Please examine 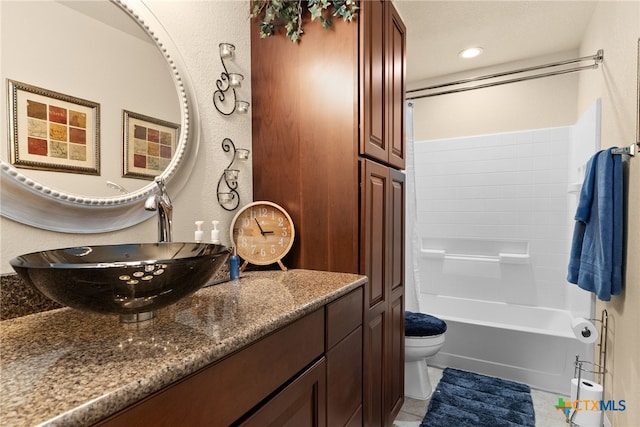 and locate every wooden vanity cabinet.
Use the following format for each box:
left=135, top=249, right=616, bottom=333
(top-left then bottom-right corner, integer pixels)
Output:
left=246, top=286, right=365, bottom=427
left=250, top=1, right=406, bottom=426
left=95, top=287, right=363, bottom=427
